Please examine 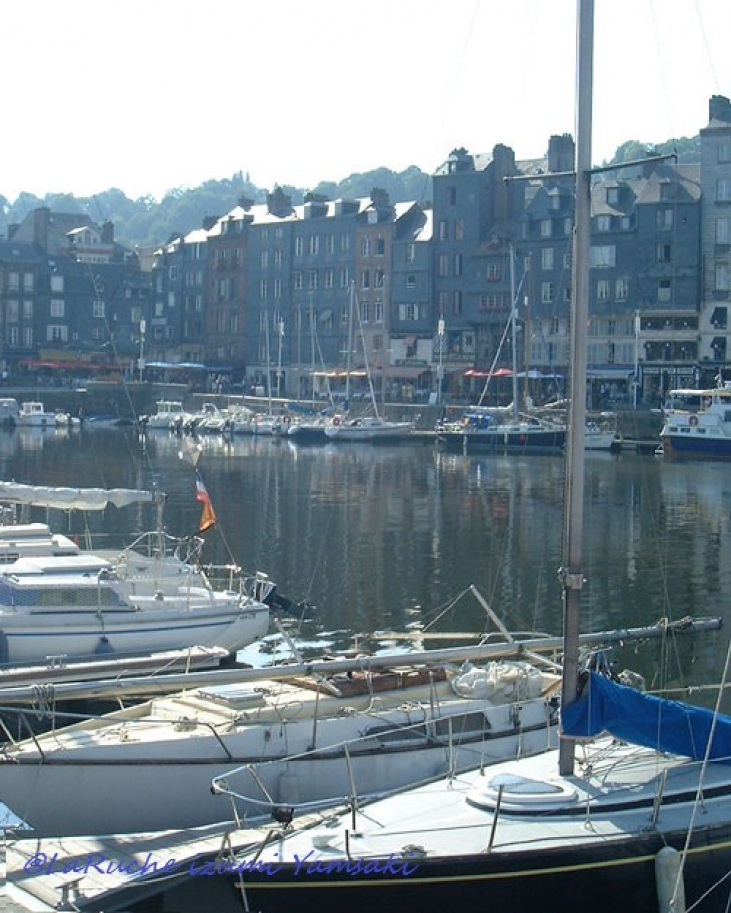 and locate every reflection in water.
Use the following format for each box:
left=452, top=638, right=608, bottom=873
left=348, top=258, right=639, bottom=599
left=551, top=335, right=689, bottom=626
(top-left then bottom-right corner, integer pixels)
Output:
left=0, top=427, right=727, bottom=691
